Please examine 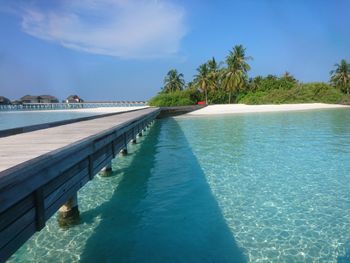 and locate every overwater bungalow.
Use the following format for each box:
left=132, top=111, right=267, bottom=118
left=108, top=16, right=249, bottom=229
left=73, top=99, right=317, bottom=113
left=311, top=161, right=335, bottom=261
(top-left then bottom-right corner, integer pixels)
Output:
left=20, top=95, right=59, bottom=103
left=65, top=95, right=84, bottom=103
left=0, top=96, right=11, bottom=105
